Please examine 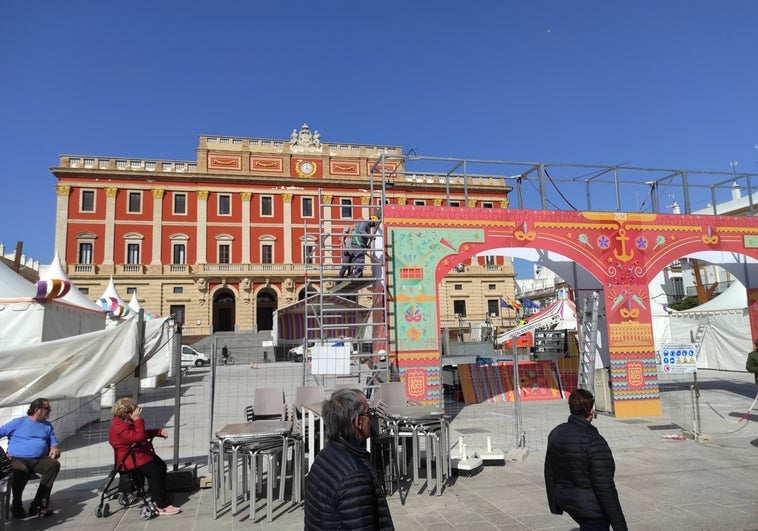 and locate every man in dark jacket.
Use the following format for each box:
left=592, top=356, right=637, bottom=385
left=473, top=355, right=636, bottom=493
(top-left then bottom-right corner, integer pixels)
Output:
left=304, top=388, right=394, bottom=530
left=544, top=389, right=627, bottom=531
